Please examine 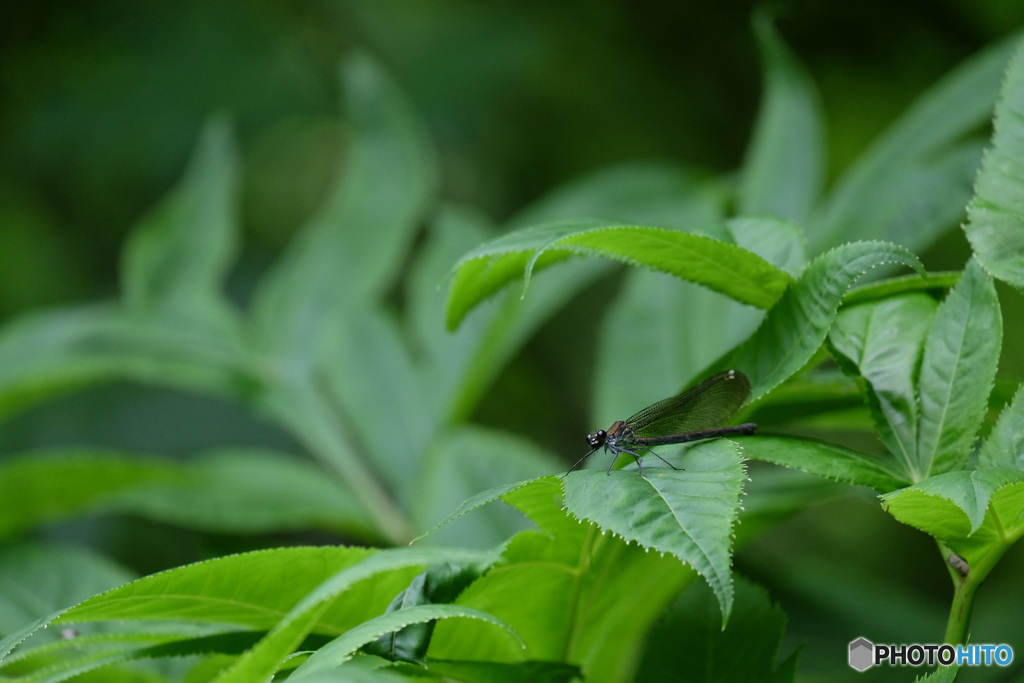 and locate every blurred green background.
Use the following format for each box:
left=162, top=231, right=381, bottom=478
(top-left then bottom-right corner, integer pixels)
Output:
left=3, top=0, right=1022, bottom=317
left=3, top=2, right=1024, bottom=680
left=4, top=0, right=1023, bottom=453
